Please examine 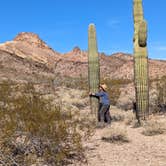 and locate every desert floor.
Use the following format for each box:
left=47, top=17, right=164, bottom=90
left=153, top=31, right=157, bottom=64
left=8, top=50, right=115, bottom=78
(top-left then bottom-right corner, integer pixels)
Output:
left=76, top=107, right=166, bottom=166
